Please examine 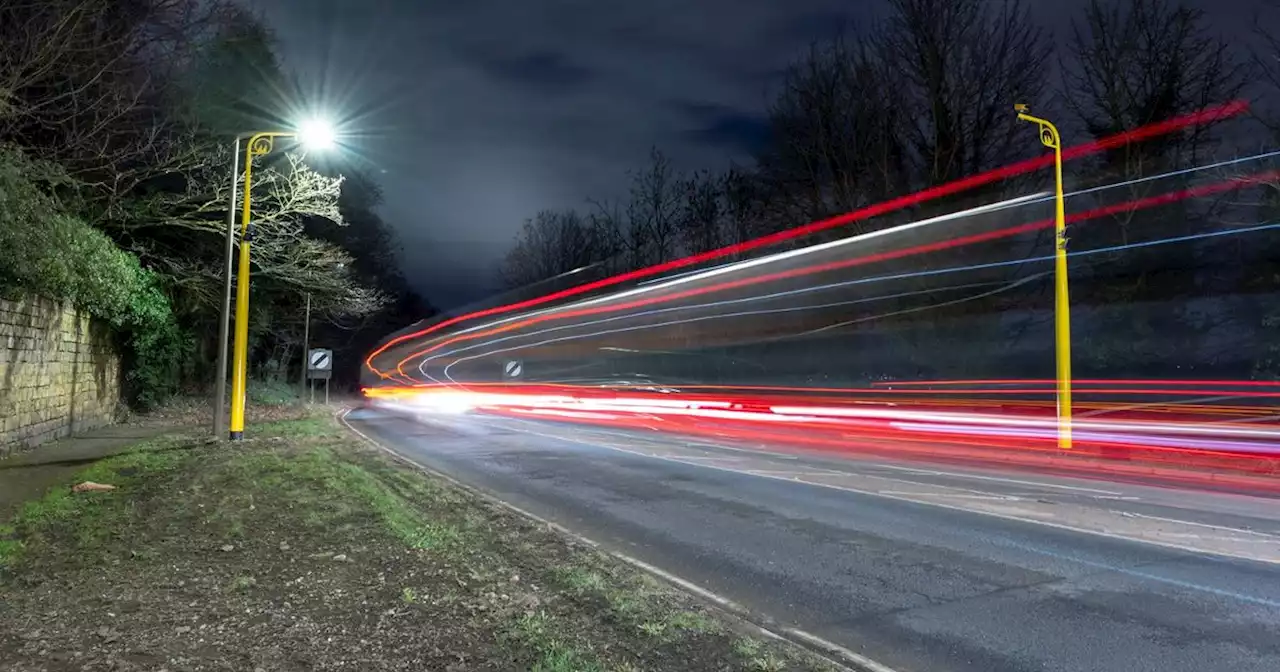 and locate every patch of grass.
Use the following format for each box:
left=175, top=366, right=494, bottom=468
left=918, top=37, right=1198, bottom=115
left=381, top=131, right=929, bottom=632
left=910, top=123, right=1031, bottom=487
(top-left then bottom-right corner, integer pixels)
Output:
left=323, top=457, right=460, bottom=550
left=511, top=611, right=605, bottom=672
left=401, top=587, right=417, bottom=604
left=252, top=415, right=330, bottom=438
left=2, top=443, right=187, bottom=569
left=558, top=566, right=609, bottom=594
left=664, top=610, right=718, bottom=635
left=734, top=638, right=763, bottom=659
left=228, top=435, right=462, bottom=553
left=229, top=575, right=257, bottom=592
left=0, top=523, right=22, bottom=569
left=550, top=563, right=719, bottom=641
left=638, top=620, right=667, bottom=638
left=748, top=653, right=788, bottom=672
left=734, top=638, right=787, bottom=672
